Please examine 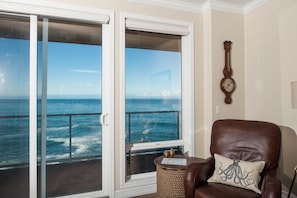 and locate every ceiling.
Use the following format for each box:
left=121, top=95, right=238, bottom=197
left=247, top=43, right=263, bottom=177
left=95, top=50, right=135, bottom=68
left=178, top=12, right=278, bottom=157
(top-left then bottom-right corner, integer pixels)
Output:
left=128, top=0, right=268, bottom=14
